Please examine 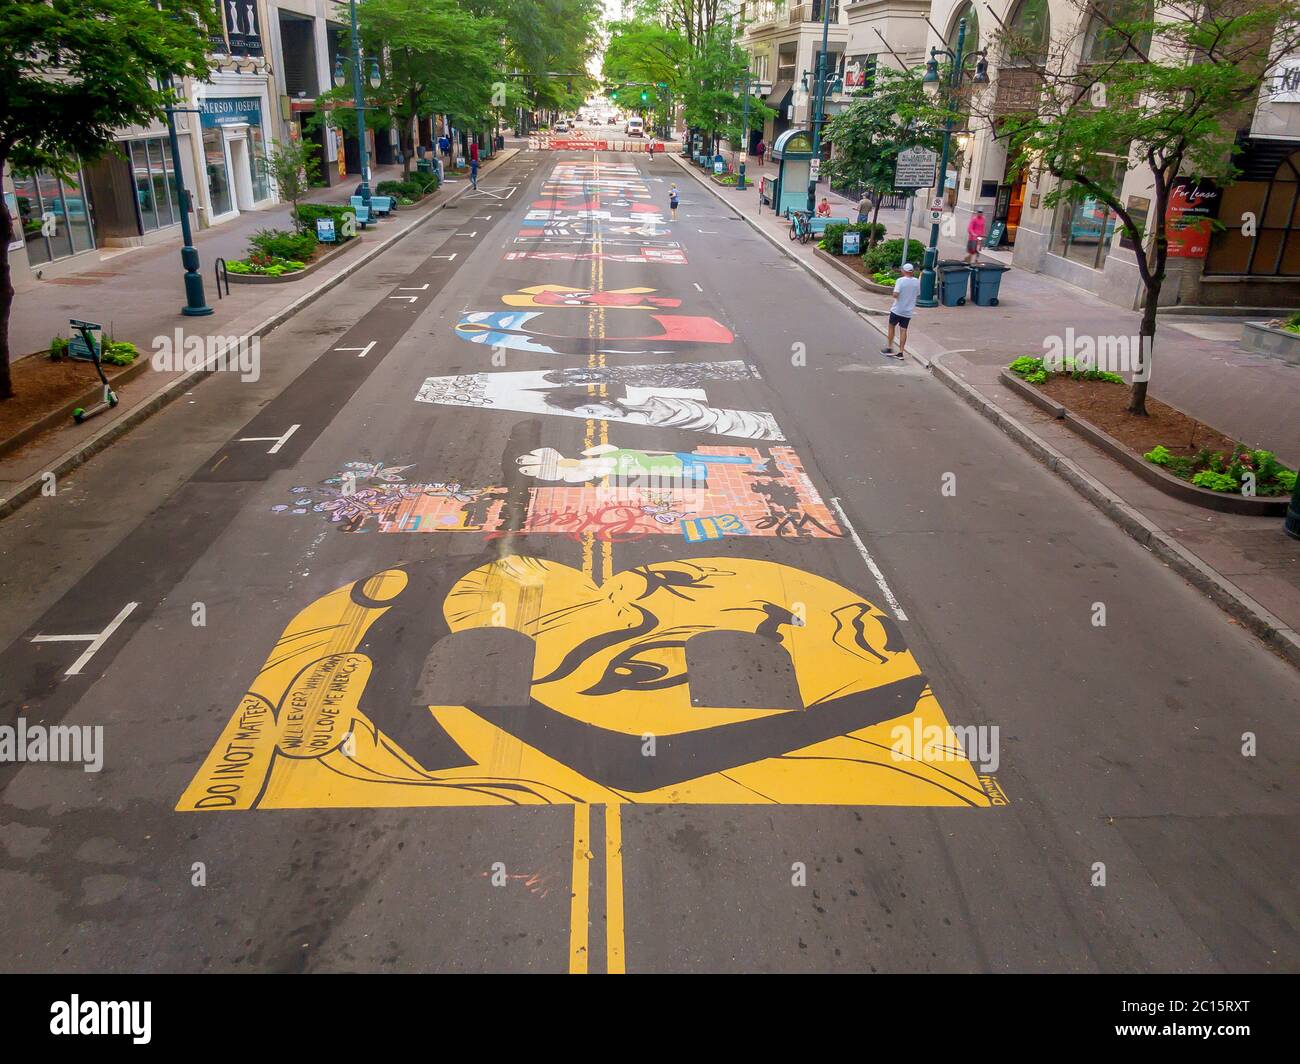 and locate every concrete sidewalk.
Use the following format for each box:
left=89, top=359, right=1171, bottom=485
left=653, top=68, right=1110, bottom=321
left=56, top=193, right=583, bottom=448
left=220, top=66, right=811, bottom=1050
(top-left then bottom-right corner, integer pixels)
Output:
left=9, top=159, right=444, bottom=360
left=0, top=147, right=519, bottom=515
left=703, top=152, right=1299, bottom=466
left=676, top=150, right=1300, bottom=665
